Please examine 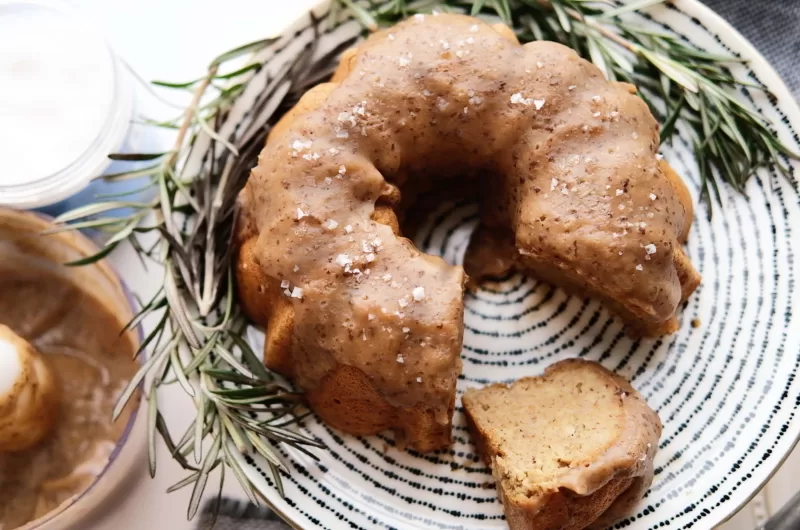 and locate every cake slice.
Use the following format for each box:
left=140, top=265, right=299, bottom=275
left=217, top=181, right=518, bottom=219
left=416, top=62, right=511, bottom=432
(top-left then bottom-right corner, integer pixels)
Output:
left=462, top=359, right=661, bottom=530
